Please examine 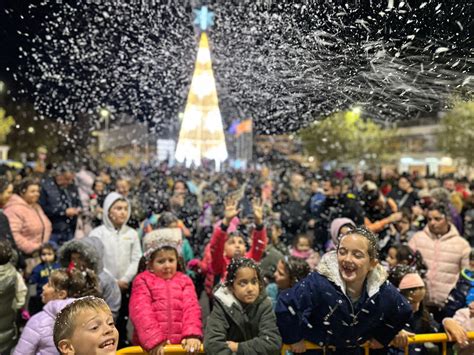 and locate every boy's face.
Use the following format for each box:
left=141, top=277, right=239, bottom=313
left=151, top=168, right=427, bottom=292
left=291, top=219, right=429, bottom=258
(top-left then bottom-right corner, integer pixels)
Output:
left=41, top=248, right=55, bottom=264
left=60, top=308, right=118, bottom=355
left=108, top=200, right=128, bottom=227
left=224, top=235, right=246, bottom=258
